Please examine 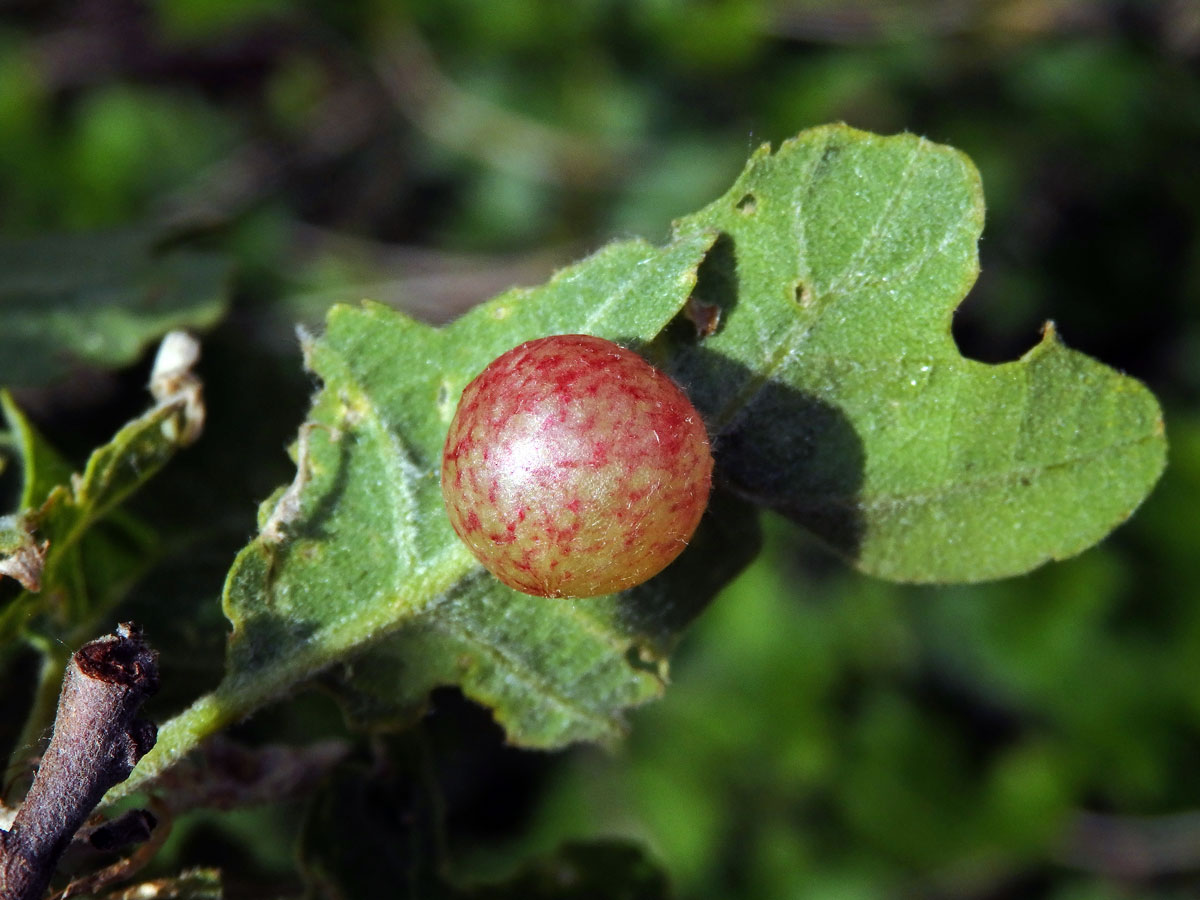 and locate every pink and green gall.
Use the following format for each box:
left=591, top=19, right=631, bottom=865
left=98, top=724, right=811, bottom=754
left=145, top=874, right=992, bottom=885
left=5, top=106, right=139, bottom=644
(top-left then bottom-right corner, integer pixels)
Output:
left=440, top=334, right=714, bottom=598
